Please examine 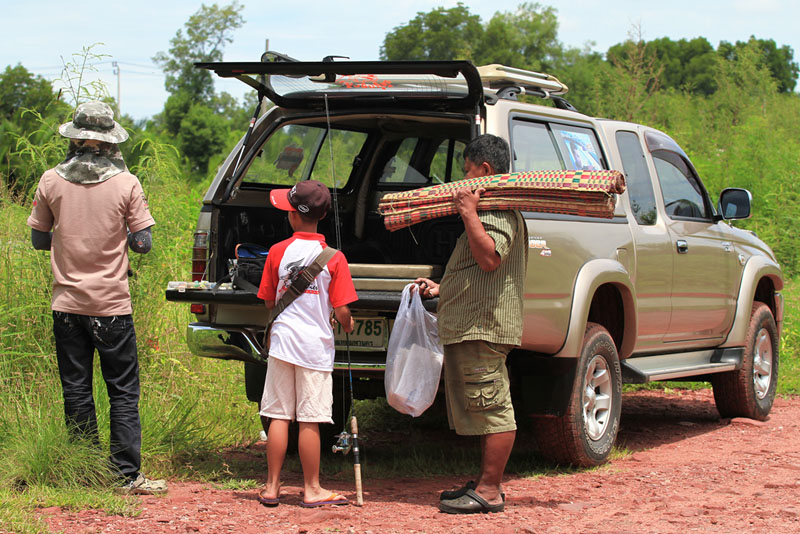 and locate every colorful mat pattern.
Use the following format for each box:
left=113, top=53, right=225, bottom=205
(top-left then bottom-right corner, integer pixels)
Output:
left=378, top=170, right=626, bottom=231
